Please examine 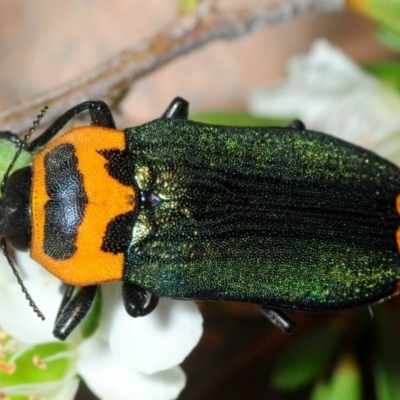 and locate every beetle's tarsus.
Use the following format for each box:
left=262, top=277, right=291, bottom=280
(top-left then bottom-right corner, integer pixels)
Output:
left=122, top=281, right=159, bottom=317
left=161, top=97, right=189, bottom=120
left=258, top=305, right=296, bottom=333
left=53, top=285, right=98, bottom=340
left=55, top=284, right=75, bottom=321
